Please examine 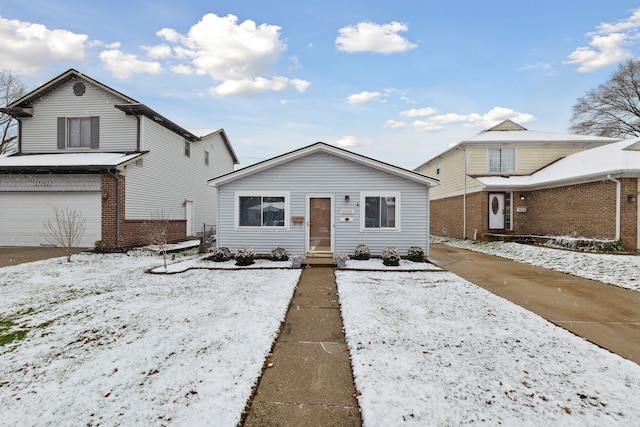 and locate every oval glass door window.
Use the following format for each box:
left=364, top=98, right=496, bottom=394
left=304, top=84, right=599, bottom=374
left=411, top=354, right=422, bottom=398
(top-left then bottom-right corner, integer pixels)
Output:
left=491, top=196, right=499, bottom=215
